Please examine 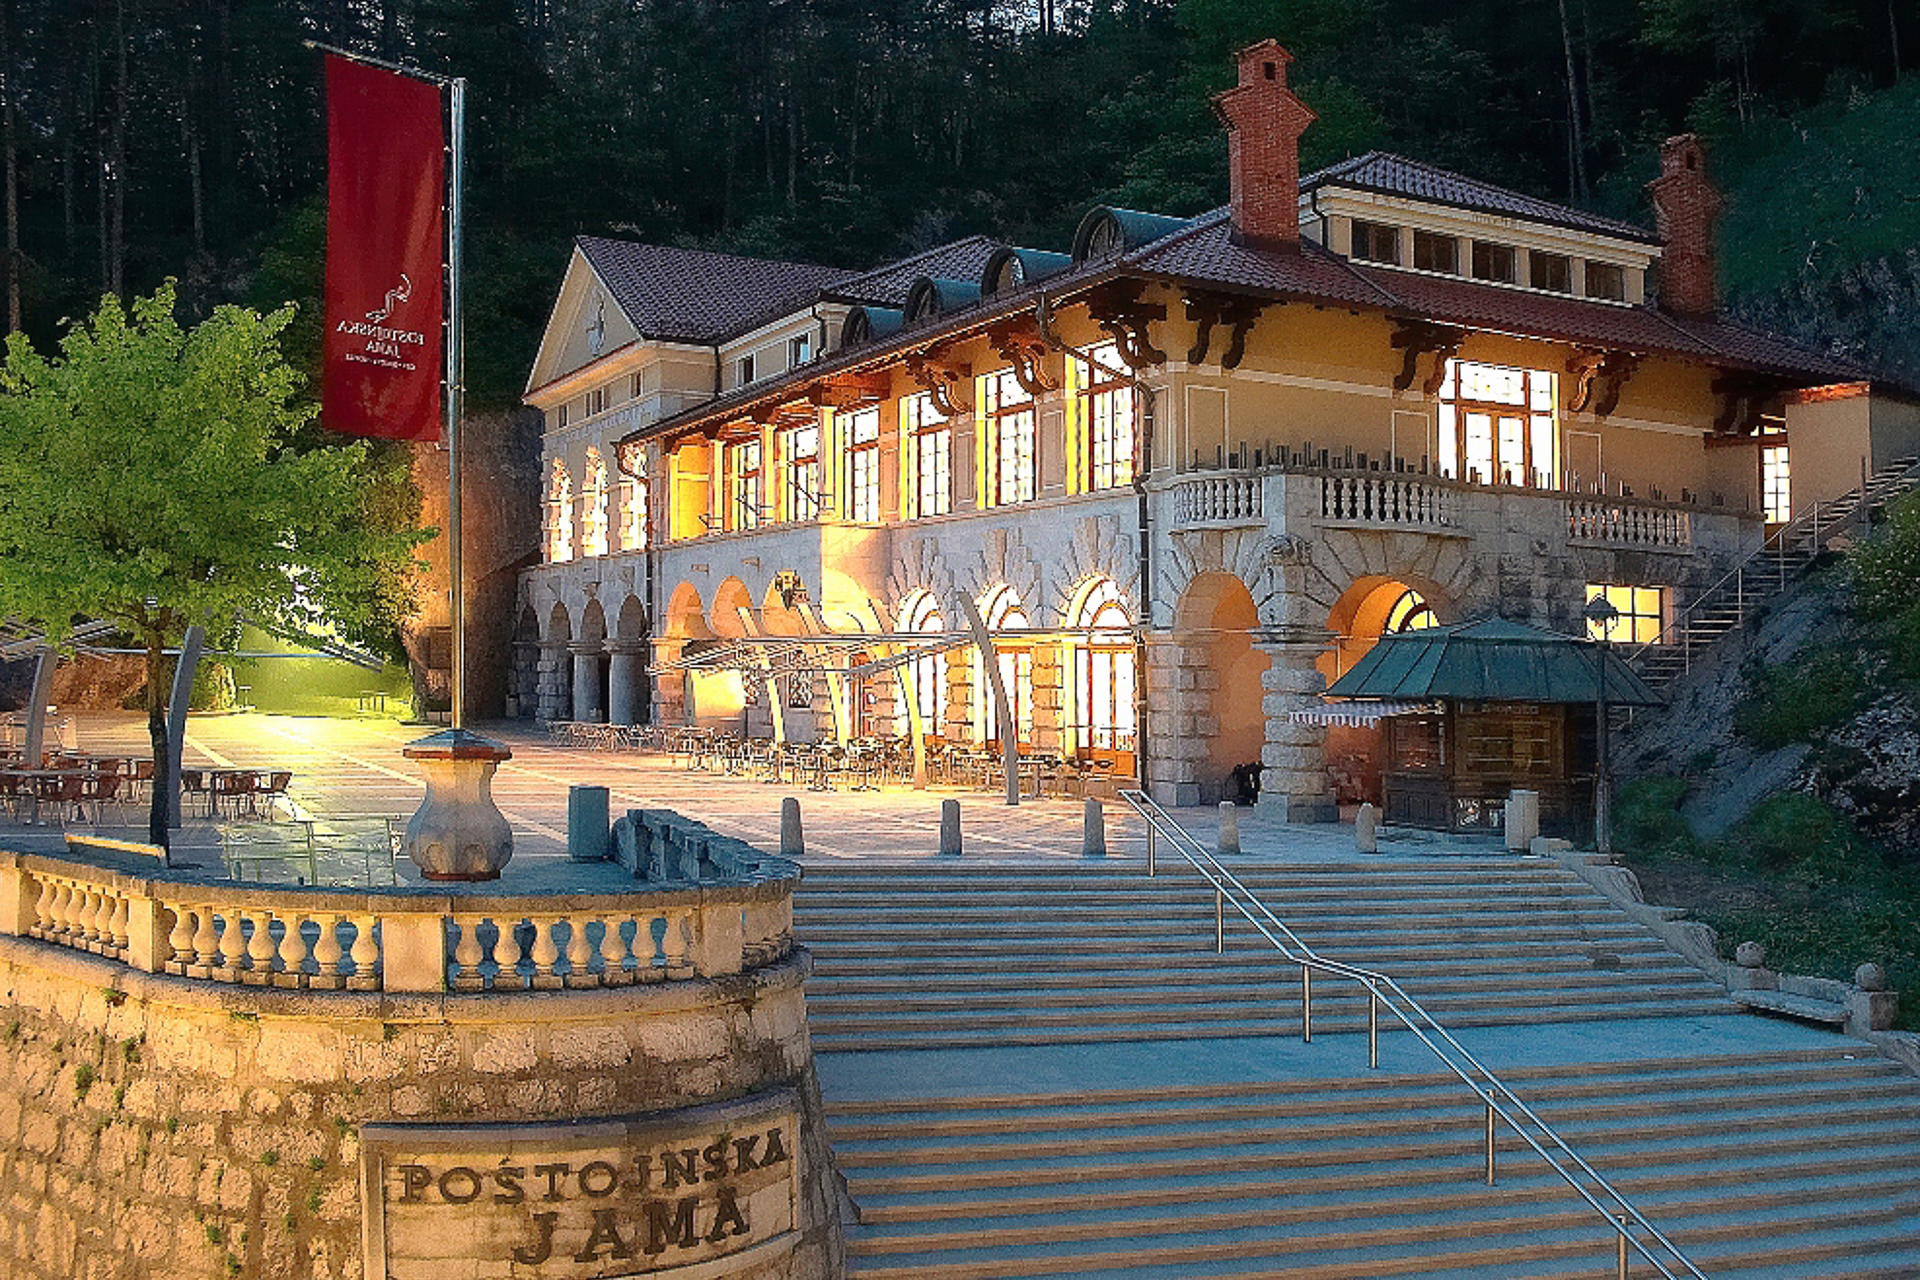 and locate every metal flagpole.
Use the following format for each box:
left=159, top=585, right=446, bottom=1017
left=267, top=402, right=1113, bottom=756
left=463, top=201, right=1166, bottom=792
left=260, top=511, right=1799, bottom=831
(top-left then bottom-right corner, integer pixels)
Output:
left=446, top=76, right=466, bottom=729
